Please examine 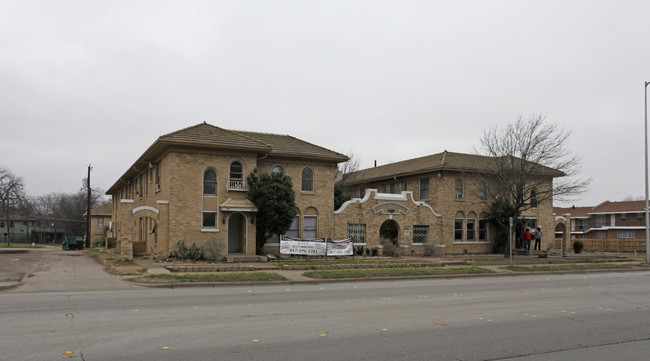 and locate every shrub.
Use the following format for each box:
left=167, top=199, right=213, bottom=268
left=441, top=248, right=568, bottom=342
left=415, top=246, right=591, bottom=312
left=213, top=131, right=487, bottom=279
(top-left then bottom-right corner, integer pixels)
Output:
left=203, top=239, right=224, bottom=262
left=382, top=241, right=398, bottom=257
left=365, top=248, right=371, bottom=256
left=423, top=244, right=437, bottom=257
left=356, top=246, right=364, bottom=256
left=169, top=240, right=203, bottom=261
left=573, top=241, right=584, bottom=254
left=371, top=248, right=378, bottom=256
left=260, top=245, right=280, bottom=259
